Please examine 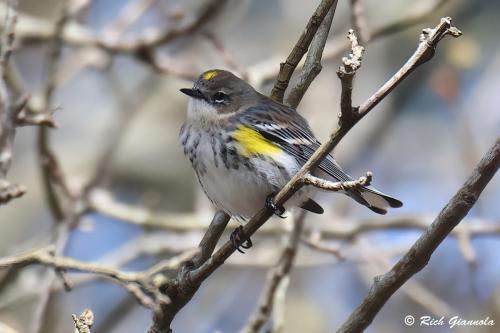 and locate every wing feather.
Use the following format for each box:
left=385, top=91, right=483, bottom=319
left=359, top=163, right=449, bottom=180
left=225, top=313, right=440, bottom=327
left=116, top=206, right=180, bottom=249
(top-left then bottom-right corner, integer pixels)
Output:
left=240, top=103, right=352, bottom=182
left=237, top=99, right=403, bottom=213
